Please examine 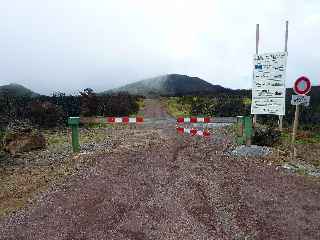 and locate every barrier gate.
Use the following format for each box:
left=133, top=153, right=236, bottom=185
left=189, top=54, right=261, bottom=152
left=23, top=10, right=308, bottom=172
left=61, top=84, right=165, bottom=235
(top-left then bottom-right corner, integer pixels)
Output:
left=176, top=117, right=211, bottom=137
